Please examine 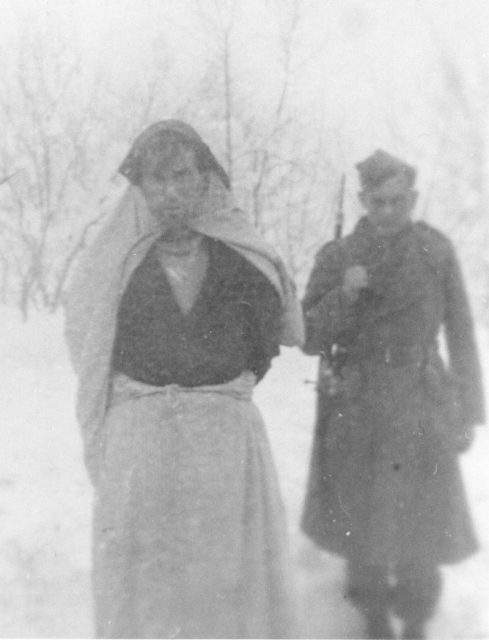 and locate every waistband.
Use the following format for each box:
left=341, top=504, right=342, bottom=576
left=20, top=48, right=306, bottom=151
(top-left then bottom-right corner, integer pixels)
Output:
left=109, top=370, right=256, bottom=407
